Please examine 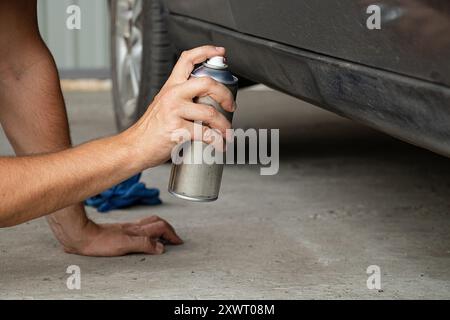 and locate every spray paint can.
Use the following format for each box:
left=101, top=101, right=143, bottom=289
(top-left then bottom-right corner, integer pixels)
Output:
left=168, top=56, right=238, bottom=202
